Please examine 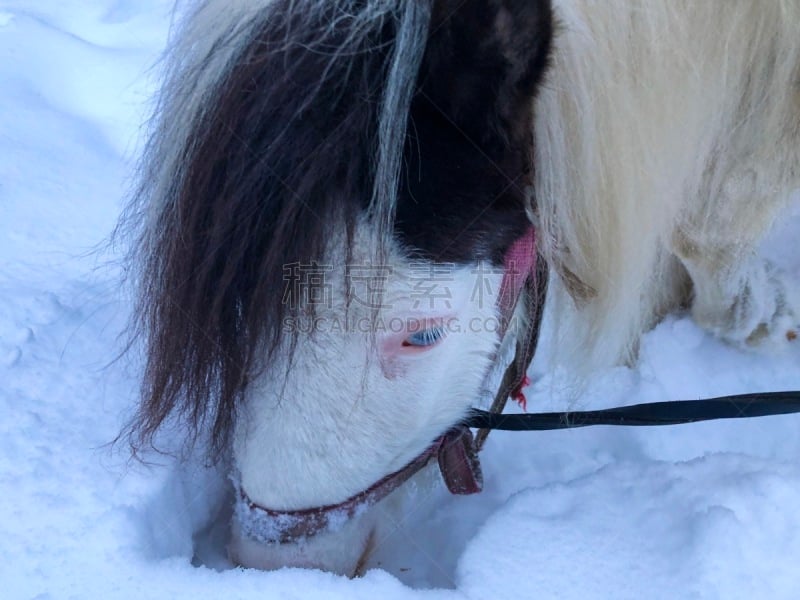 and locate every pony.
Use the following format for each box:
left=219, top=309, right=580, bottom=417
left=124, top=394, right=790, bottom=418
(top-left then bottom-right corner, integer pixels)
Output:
left=124, top=0, right=800, bottom=576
